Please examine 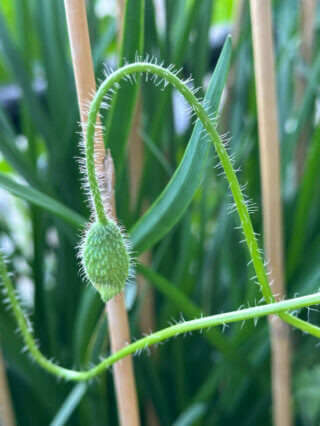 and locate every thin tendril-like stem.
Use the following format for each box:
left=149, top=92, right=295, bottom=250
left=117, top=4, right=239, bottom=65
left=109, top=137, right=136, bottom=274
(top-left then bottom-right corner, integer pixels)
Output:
left=0, top=252, right=319, bottom=381
left=1, top=61, right=319, bottom=382
left=85, top=114, right=108, bottom=224
left=86, top=62, right=318, bottom=335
